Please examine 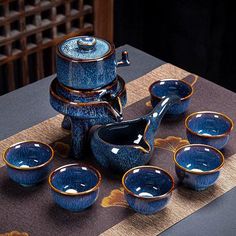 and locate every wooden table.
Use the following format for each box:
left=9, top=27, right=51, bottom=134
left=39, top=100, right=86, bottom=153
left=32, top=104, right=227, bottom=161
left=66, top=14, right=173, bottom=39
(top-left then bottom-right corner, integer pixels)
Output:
left=0, top=45, right=236, bottom=236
